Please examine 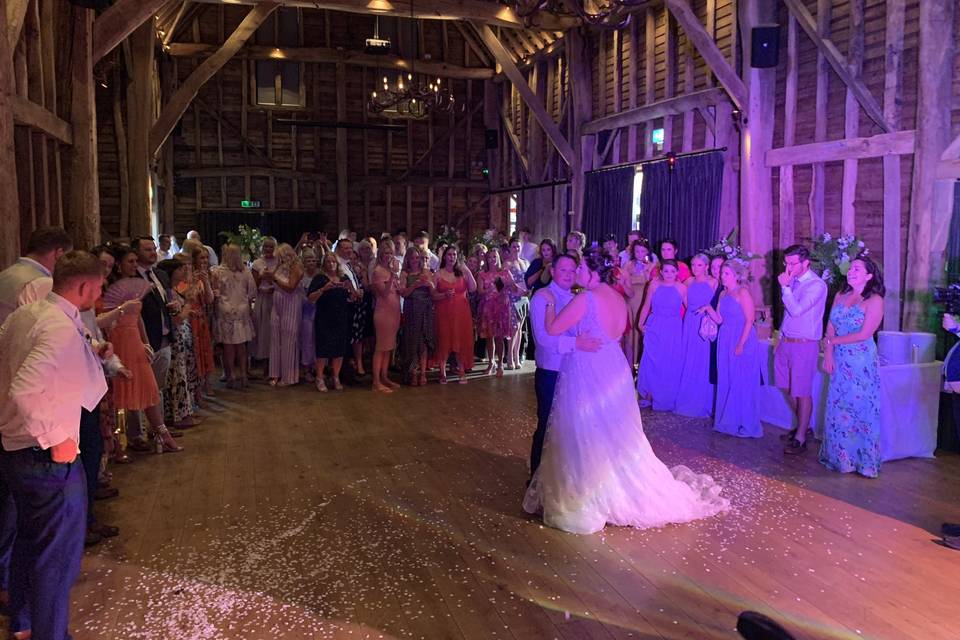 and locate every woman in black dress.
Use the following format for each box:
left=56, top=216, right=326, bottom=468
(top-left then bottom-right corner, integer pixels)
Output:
left=308, top=252, right=357, bottom=392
